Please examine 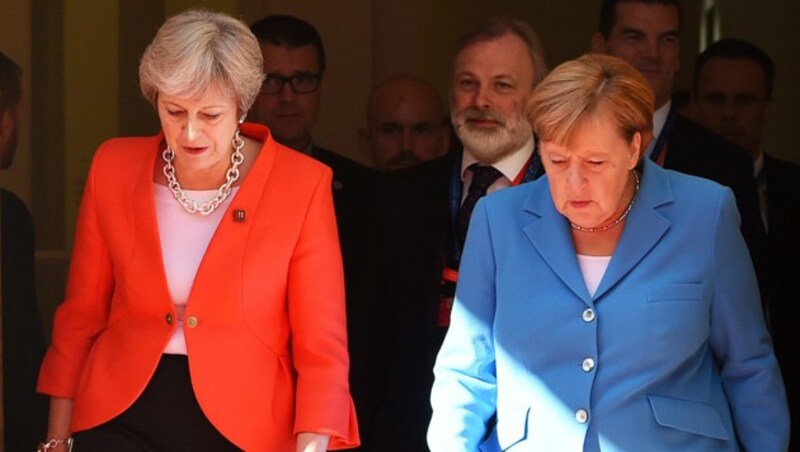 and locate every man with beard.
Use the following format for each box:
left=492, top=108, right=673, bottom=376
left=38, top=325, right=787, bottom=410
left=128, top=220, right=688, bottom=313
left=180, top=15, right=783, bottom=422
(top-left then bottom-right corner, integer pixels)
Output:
left=361, top=74, right=450, bottom=173
left=371, top=17, right=548, bottom=452
left=590, top=0, right=768, bottom=298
